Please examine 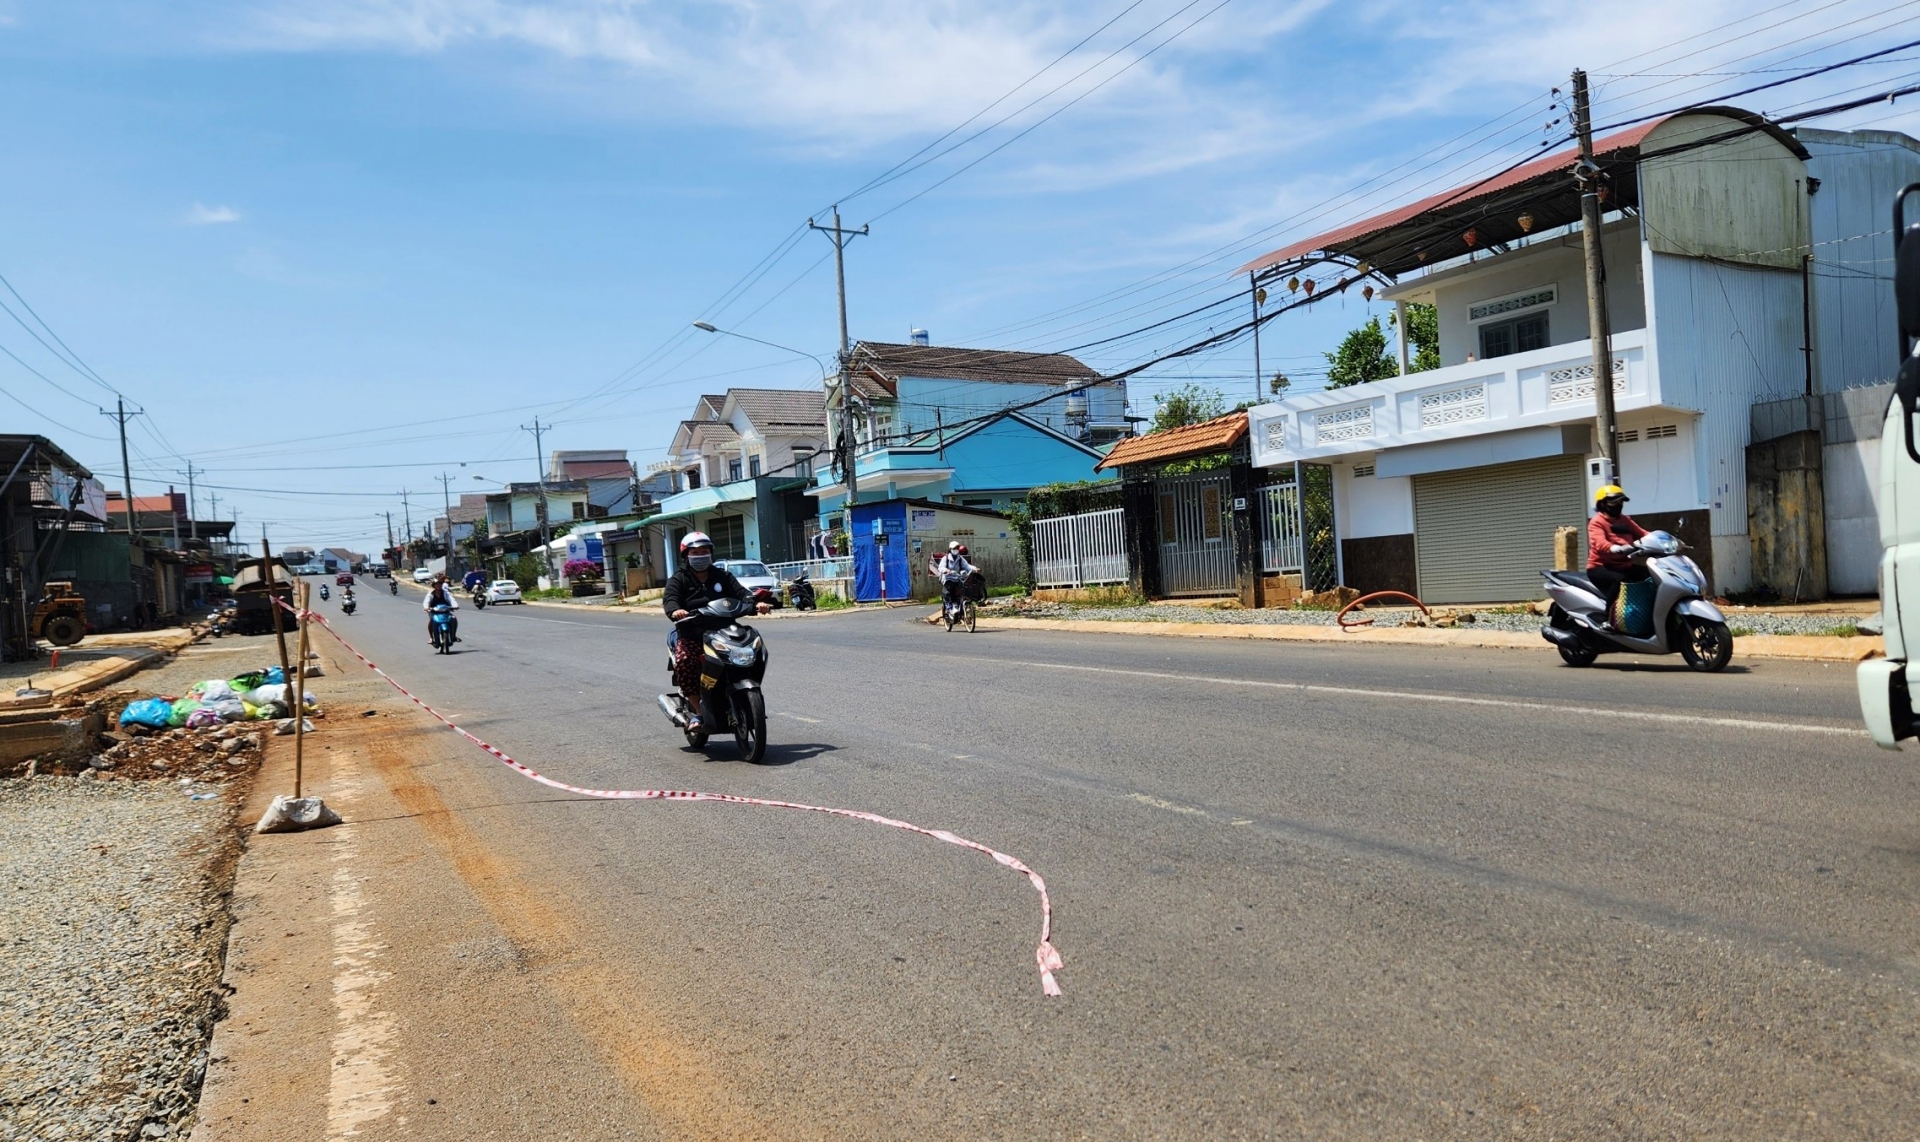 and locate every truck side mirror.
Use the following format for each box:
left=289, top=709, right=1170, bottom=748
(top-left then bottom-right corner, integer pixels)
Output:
left=1892, top=184, right=1920, bottom=463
